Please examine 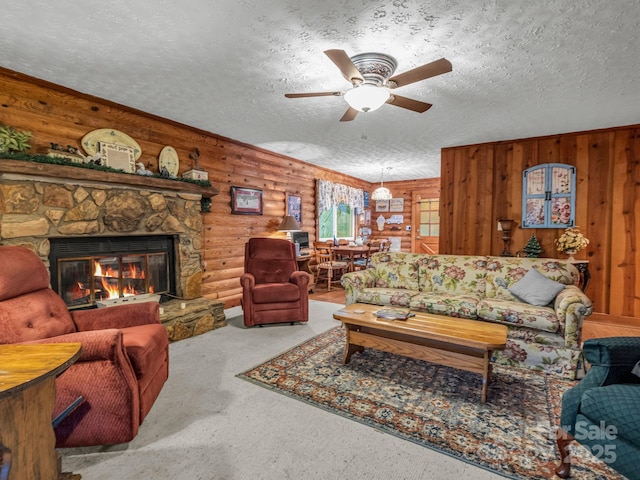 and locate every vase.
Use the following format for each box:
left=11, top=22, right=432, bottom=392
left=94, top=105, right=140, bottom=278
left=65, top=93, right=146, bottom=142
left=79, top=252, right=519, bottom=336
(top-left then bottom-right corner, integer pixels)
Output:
left=564, top=249, right=577, bottom=262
